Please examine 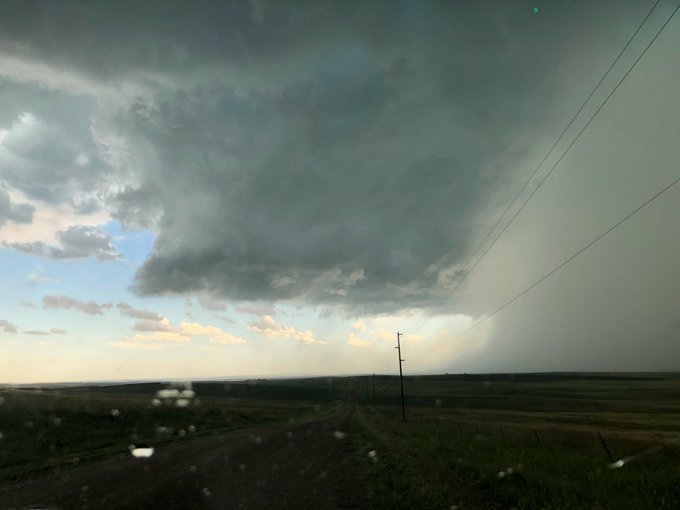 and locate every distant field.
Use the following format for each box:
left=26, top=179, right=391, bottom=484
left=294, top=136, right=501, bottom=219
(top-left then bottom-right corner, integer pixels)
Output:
left=2, top=373, right=679, bottom=509
left=352, top=373, right=680, bottom=509
left=0, top=379, right=342, bottom=484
